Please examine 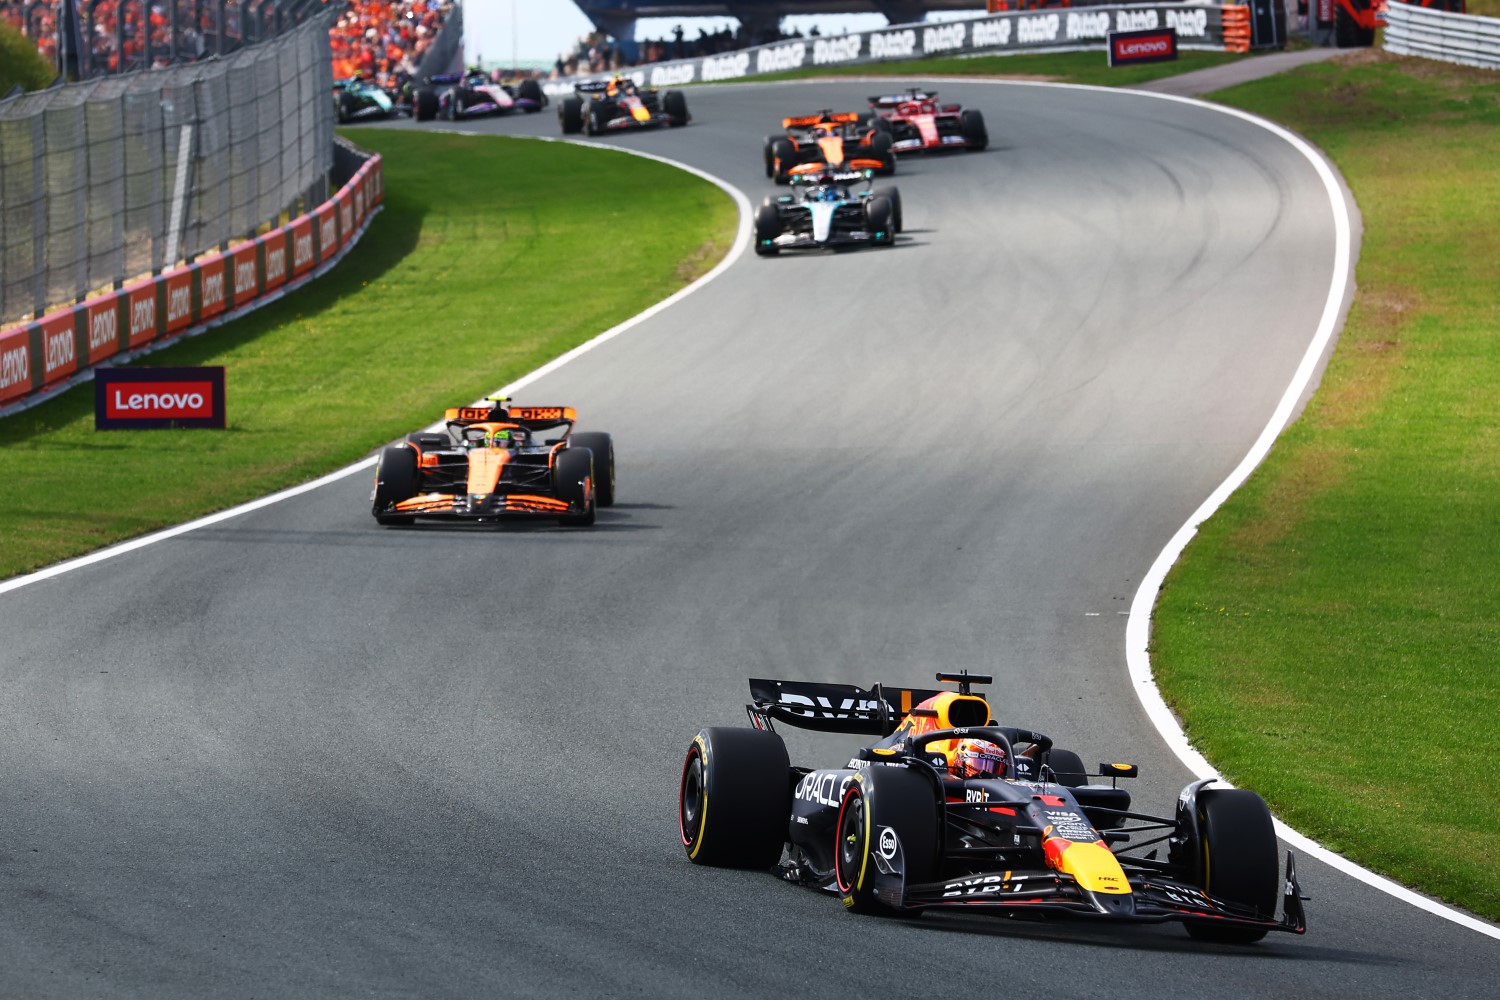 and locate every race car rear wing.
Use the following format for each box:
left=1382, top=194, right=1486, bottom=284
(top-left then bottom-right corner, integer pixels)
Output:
left=782, top=111, right=860, bottom=128
left=870, top=89, right=935, bottom=105
left=444, top=404, right=577, bottom=432
left=747, top=678, right=949, bottom=736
